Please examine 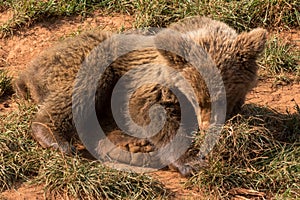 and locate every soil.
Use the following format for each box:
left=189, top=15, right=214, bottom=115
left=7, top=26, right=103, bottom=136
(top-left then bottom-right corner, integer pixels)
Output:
left=0, top=9, right=299, bottom=200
